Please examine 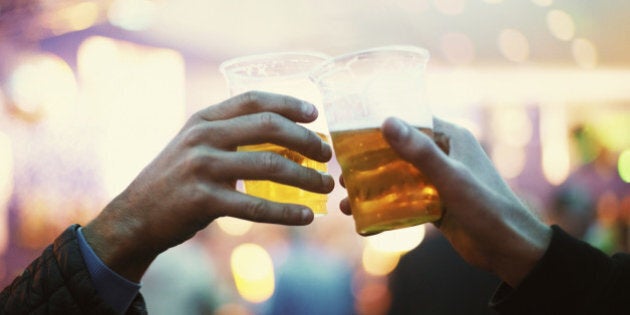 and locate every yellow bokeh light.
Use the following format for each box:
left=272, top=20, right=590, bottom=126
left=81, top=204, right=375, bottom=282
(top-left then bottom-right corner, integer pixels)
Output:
left=540, top=104, right=570, bottom=185
left=619, top=149, right=630, bottom=183
left=366, top=225, right=425, bottom=253
left=216, top=217, right=254, bottom=236
left=572, top=38, right=598, bottom=69
left=498, top=29, right=530, bottom=62
left=9, top=53, right=78, bottom=119
left=230, top=243, right=275, bottom=303
left=362, top=245, right=401, bottom=276
left=547, top=9, right=575, bottom=41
